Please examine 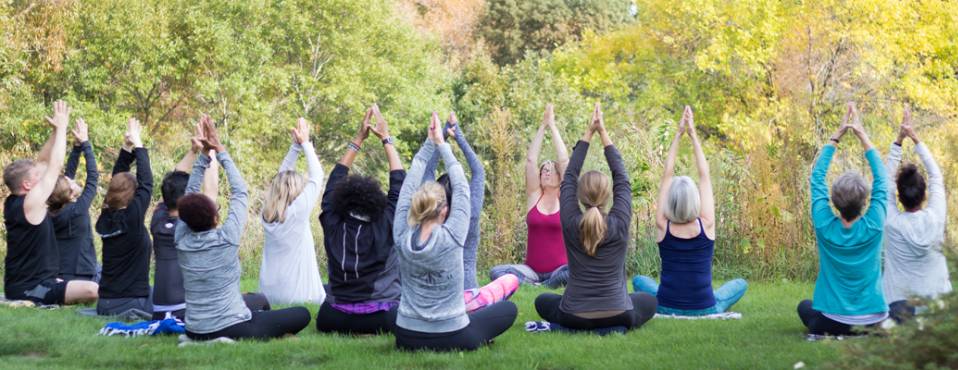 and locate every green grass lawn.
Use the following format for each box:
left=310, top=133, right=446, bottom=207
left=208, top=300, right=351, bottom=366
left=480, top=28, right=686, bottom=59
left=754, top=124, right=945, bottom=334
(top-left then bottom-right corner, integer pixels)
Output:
left=0, top=281, right=846, bottom=369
